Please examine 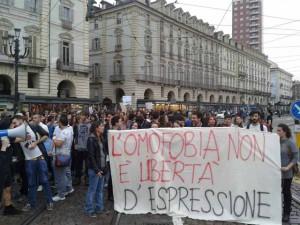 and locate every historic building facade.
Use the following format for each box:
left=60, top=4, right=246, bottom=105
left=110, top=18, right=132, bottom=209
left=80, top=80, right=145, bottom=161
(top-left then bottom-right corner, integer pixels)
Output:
left=270, top=62, right=293, bottom=106
left=292, top=81, right=300, bottom=101
left=90, top=0, right=271, bottom=109
left=0, top=0, right=90, bottom=111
